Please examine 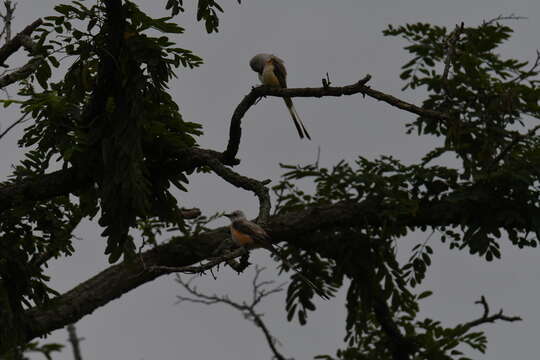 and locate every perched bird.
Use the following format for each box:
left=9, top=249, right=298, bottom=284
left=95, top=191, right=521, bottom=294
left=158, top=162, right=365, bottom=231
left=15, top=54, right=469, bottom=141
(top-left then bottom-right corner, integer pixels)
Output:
left=224, top=210, right=327, bottom=299
left=249, top=53, right=311, bottom=140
